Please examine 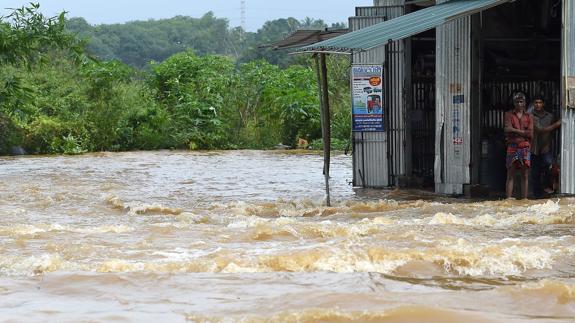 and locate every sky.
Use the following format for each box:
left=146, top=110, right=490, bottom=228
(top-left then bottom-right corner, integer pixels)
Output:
left=1, top=0, right=374, bottom=32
